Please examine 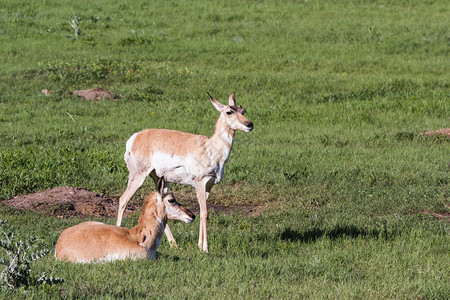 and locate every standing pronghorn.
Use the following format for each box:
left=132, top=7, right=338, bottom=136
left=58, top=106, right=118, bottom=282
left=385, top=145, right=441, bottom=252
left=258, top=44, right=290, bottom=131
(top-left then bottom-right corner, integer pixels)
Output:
left=116, top=92, right=253, bottom=252
left=56, top=178, right=195, bottom=263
